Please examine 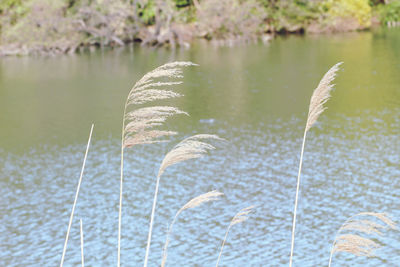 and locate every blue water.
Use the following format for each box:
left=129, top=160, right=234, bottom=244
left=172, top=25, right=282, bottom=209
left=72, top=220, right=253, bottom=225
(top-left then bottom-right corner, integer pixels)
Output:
left=1, top=28, right=400, bottom=266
